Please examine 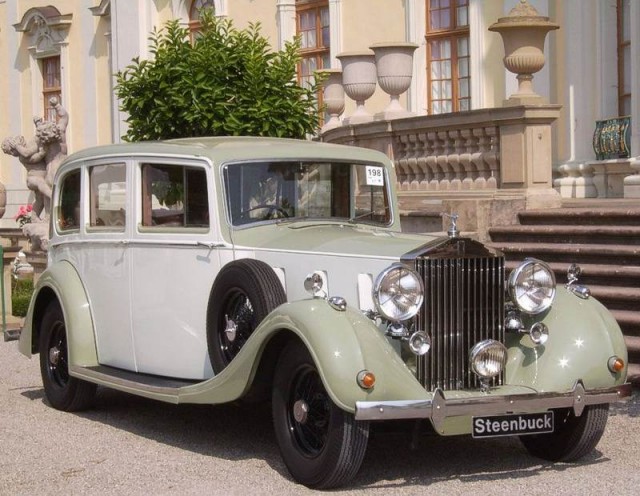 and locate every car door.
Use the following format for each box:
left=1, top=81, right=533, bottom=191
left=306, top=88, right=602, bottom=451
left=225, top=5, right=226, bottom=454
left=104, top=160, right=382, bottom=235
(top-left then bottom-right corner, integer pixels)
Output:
left=129, top=158, right=224, bottom=380
left=77, top=160, right=136, bottom=370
